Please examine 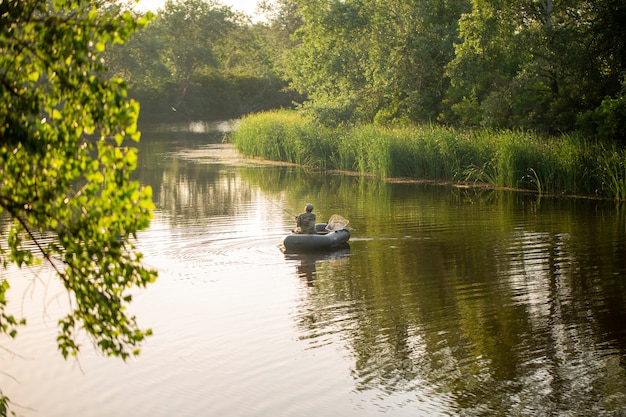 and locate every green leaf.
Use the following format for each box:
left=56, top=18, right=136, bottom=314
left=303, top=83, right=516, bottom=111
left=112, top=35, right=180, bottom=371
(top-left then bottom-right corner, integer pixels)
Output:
left=1, top=0, right=157, bottom=389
